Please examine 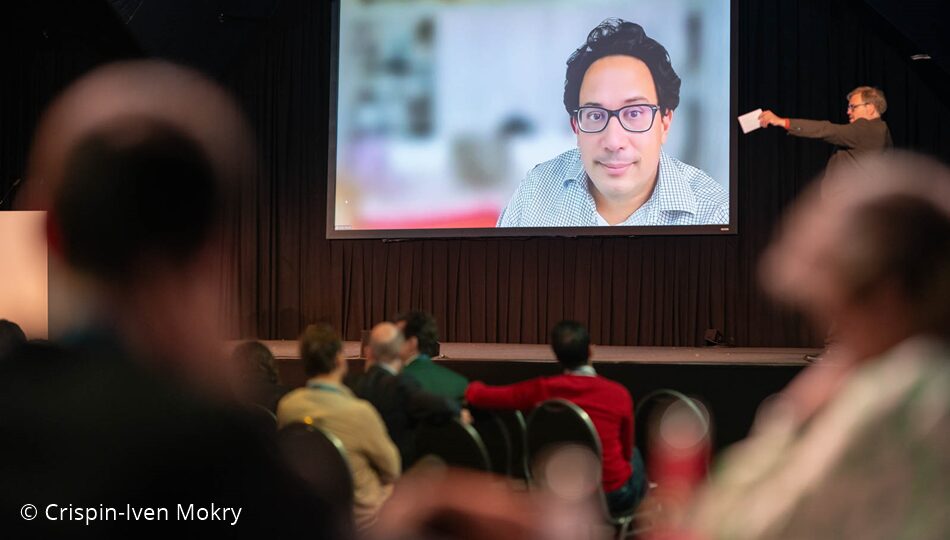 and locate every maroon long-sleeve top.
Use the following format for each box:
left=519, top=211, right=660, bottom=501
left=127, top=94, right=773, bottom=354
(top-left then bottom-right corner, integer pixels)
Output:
left=465, top=374, right=634, bottom=492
